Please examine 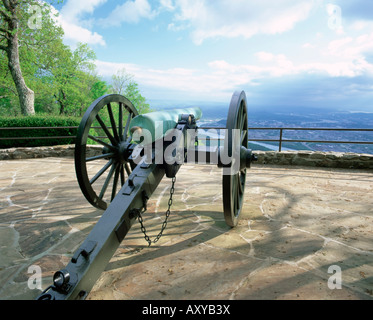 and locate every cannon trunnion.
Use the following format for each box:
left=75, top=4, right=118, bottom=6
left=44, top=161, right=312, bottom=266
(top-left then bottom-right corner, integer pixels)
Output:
left=37, top=91, right=256, bottom=300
